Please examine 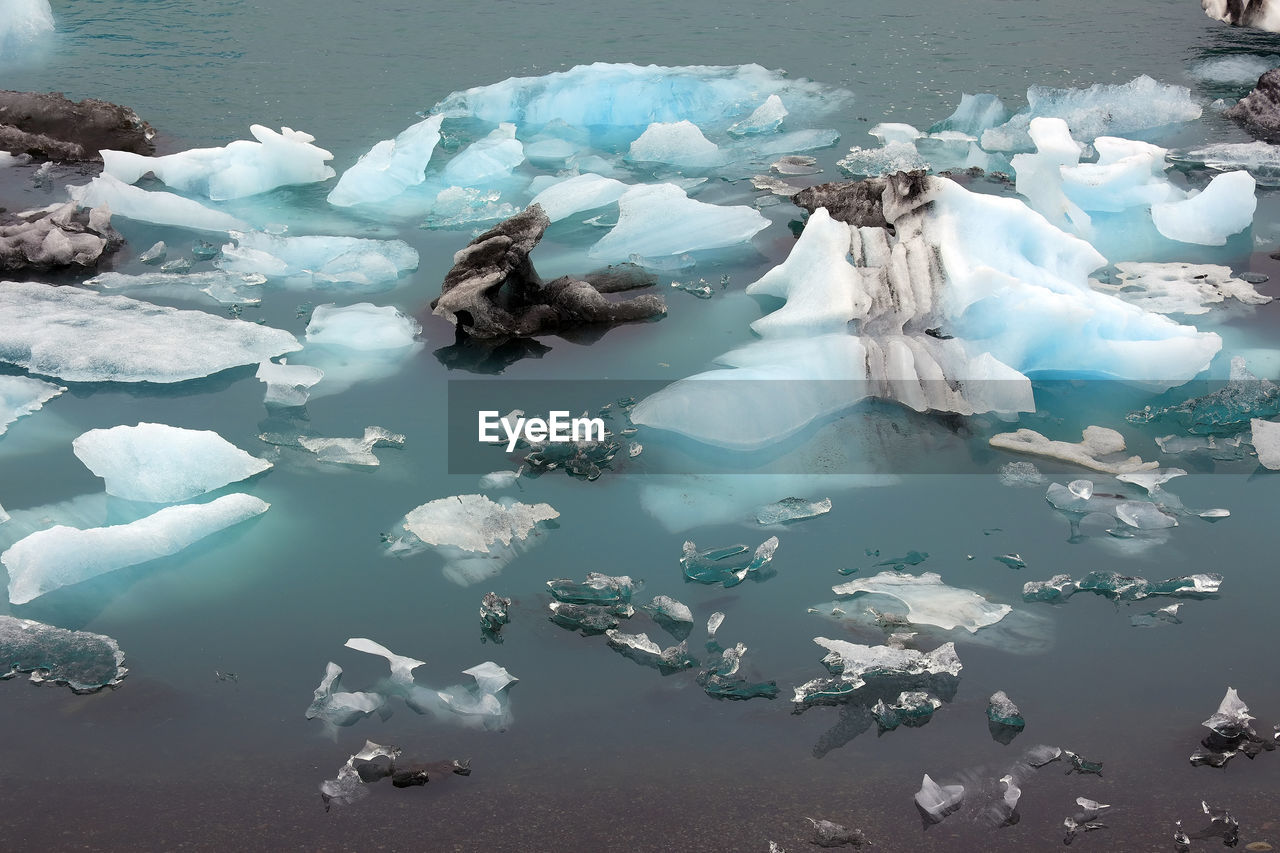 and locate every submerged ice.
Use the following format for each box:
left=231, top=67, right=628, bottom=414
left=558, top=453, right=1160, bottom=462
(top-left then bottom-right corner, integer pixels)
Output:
left=0, top=615, right=127, bottom=693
